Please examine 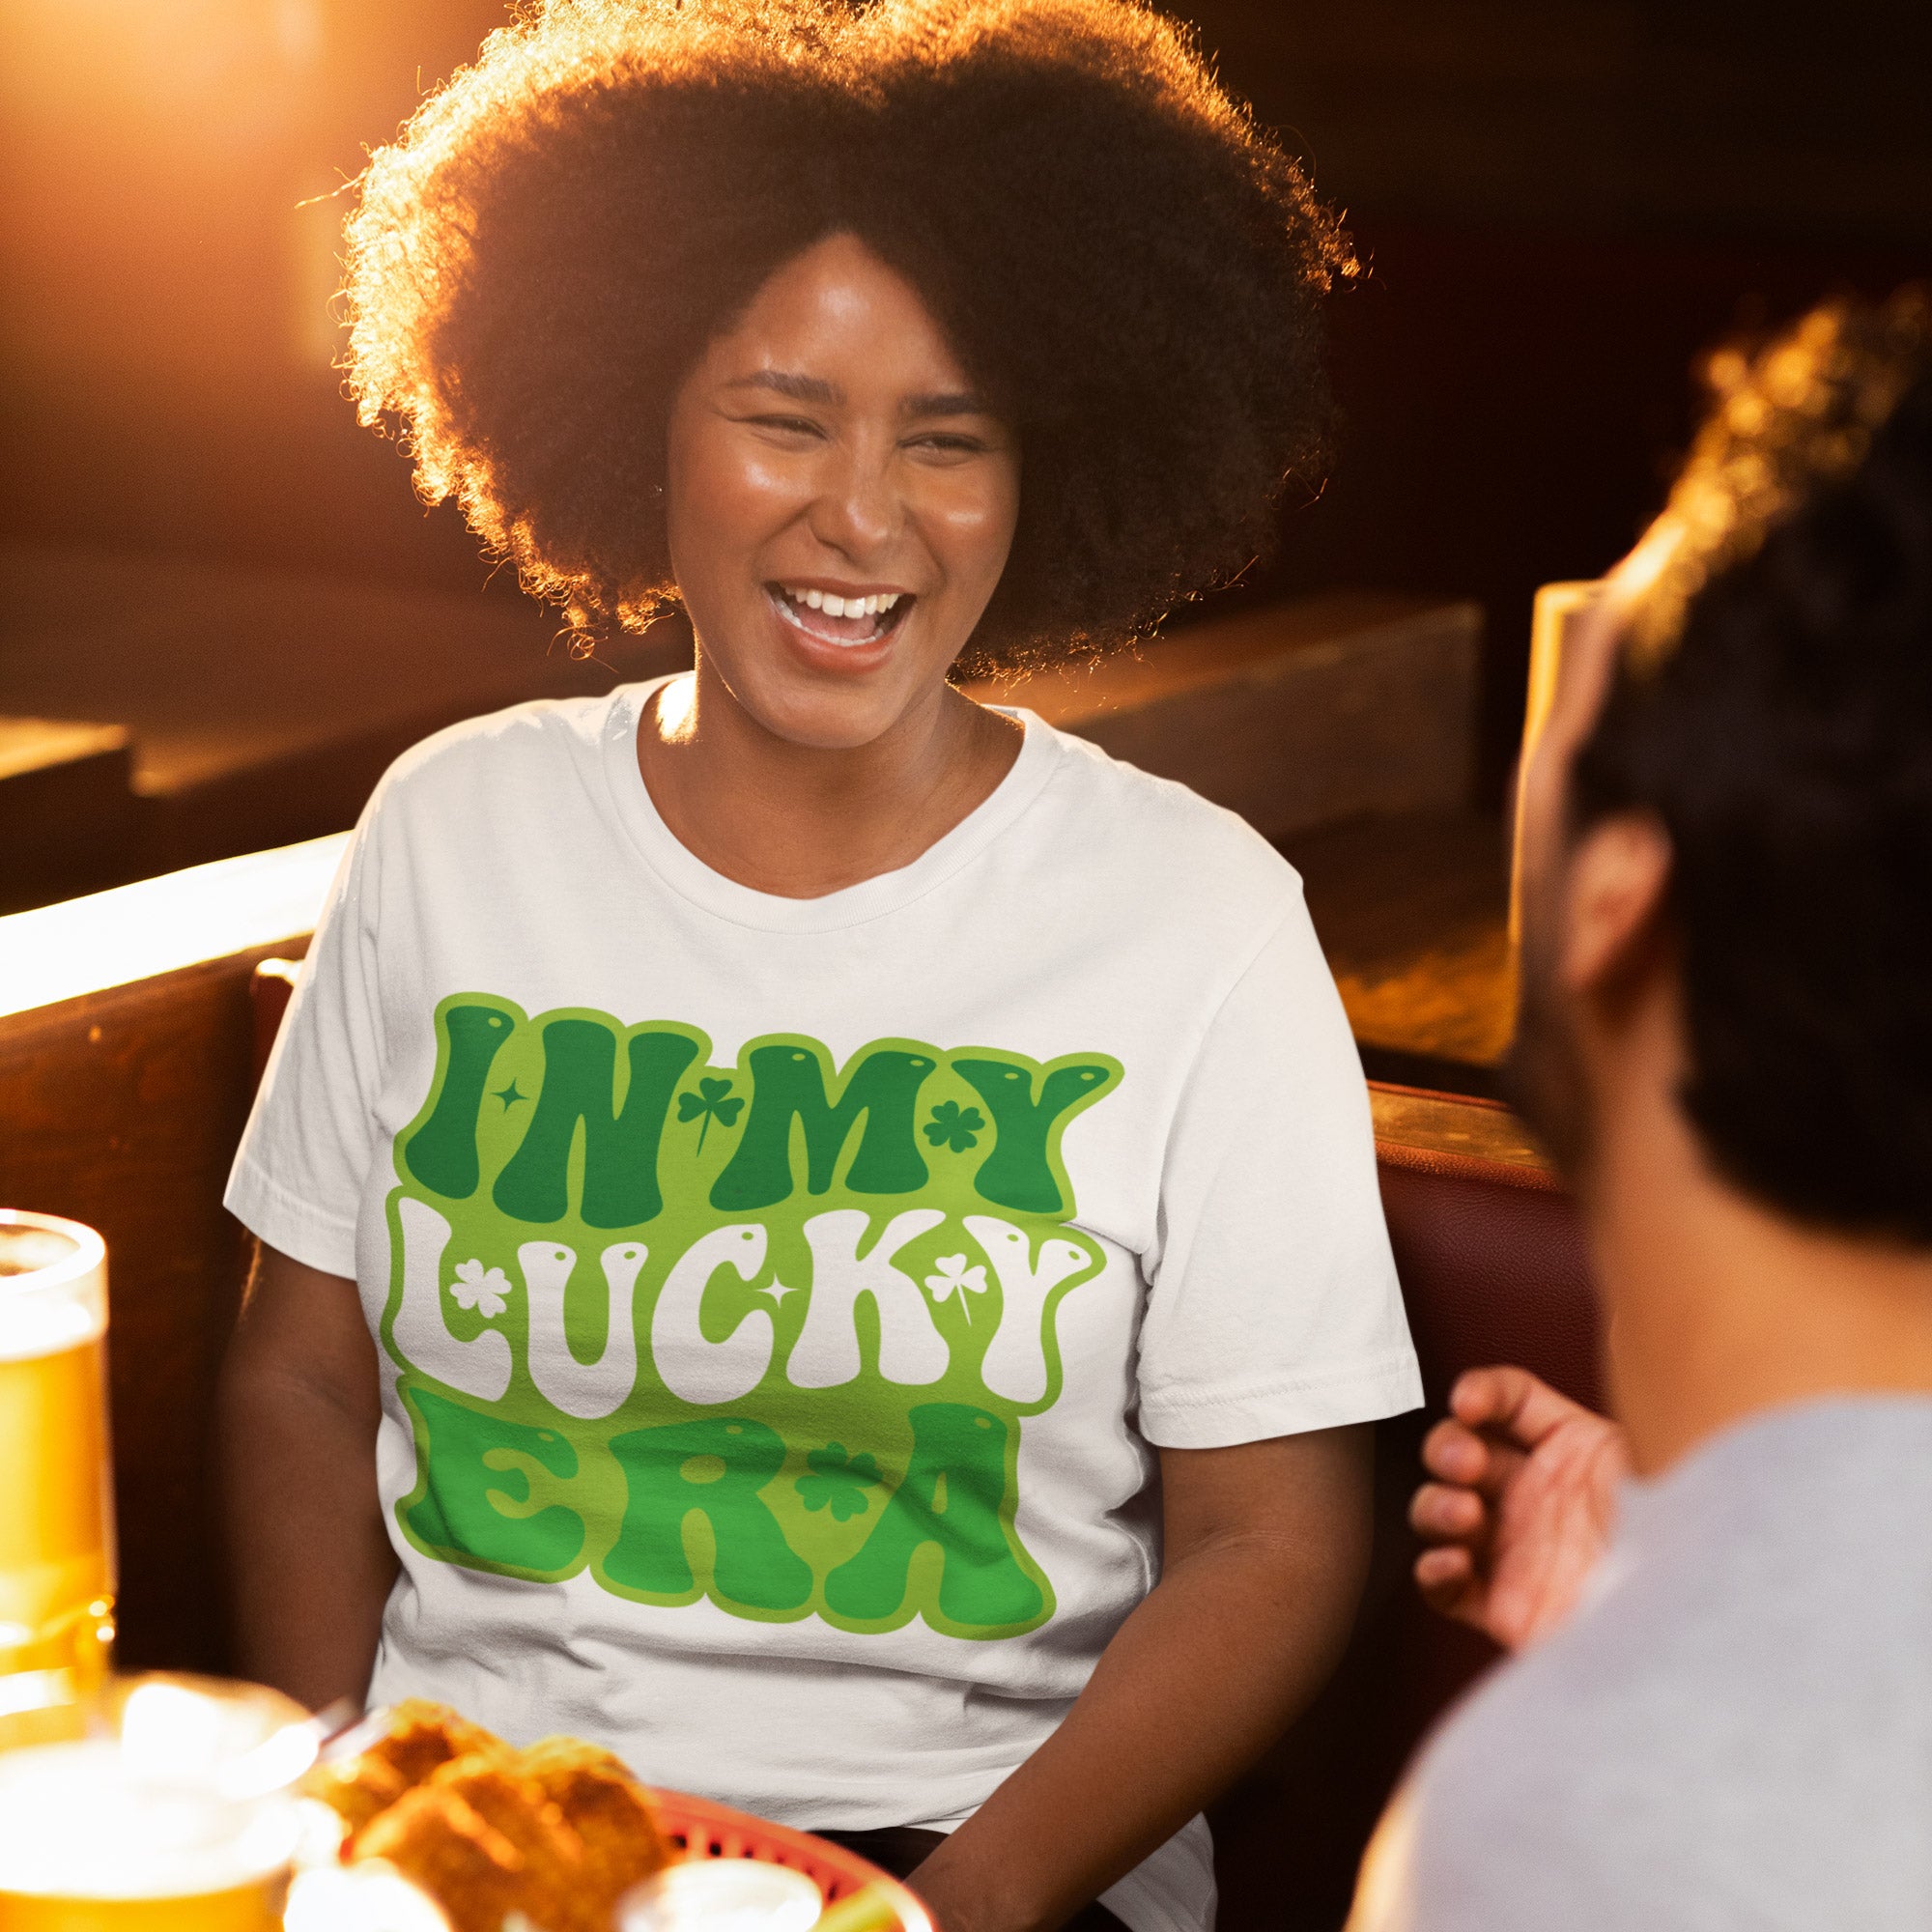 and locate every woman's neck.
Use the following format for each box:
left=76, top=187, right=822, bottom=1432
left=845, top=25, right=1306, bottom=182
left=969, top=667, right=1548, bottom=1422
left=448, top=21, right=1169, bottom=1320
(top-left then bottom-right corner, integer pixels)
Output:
left=636, top=658, right=1024, bottom=897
